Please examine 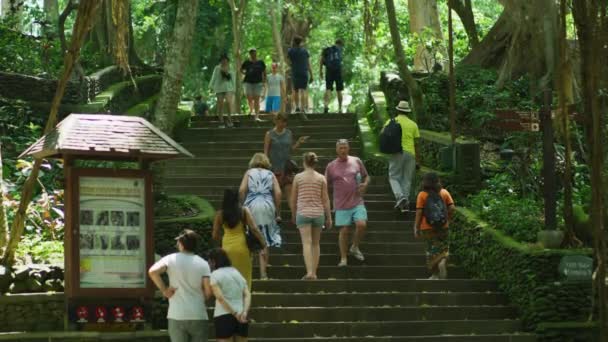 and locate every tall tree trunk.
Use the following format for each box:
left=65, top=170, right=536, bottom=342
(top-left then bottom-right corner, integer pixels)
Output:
left=557, top=0, right=579, bottom=247
left=408, top=0, right=445, bottom=72
left=127, top=1, right=144, bottom=68
left=0, top=144, right=8, bottom=252
left=448, top=0, right=478, bottom=48
left=153, top=0, right=199, bottom=133
left=0, top=0, right=100, bottom=267
left=572, top=1, right=607, bottom=339
left=363, top=0, right=382, bottom=67
left=228, top=0, right=247, bottom=114
left=461, top=0, right=558, bottom=87
left=269, top=0, right=287, bottom=112
left=385, top=0, right=424, bottom=121
left=43, top=0, right=59, bottom=37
